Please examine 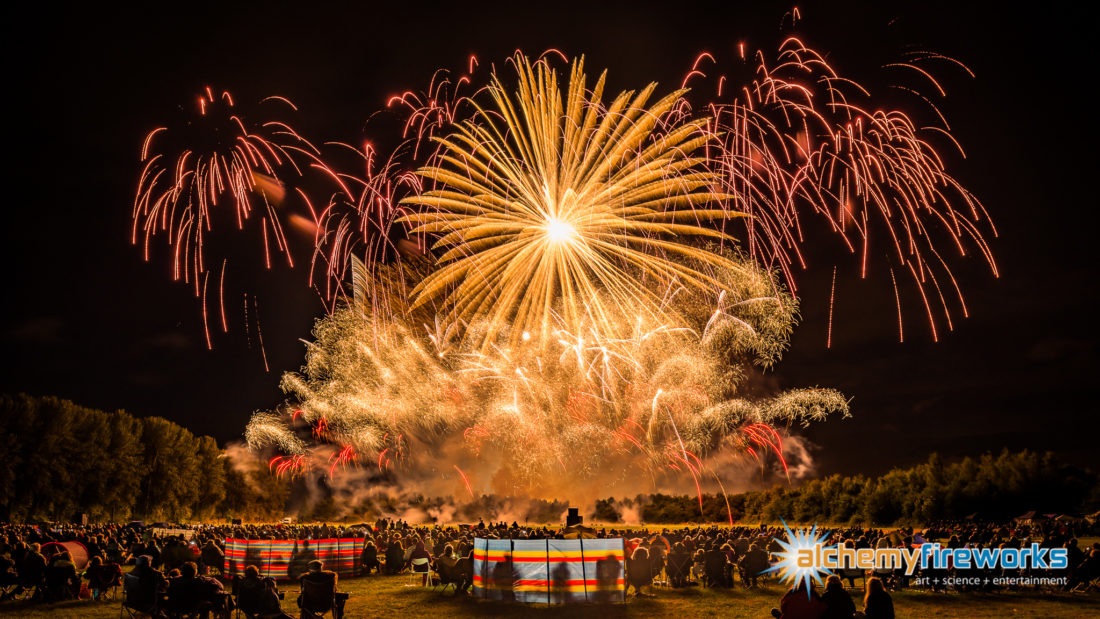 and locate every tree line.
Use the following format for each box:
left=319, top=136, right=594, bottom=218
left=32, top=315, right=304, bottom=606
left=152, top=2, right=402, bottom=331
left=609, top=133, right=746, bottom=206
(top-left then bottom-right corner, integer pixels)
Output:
left=595, top=450, right=1100, bottom=525
left=0, top=394, right=287, bottom=523
left=3, top=393, right=1097, bottom=525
